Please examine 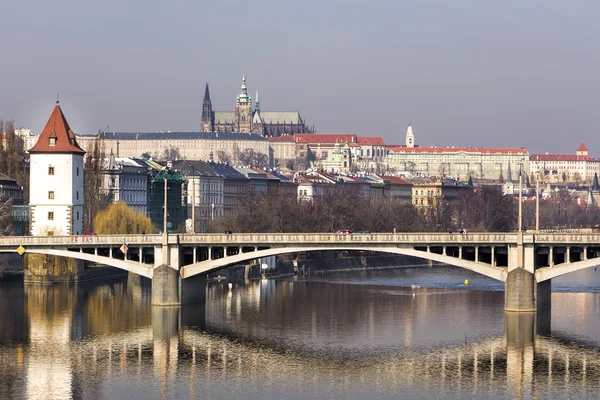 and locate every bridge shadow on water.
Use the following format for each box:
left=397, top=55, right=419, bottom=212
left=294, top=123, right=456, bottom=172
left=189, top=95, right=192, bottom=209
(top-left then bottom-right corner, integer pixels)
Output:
left=2, top=273, right=600, bottom=398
